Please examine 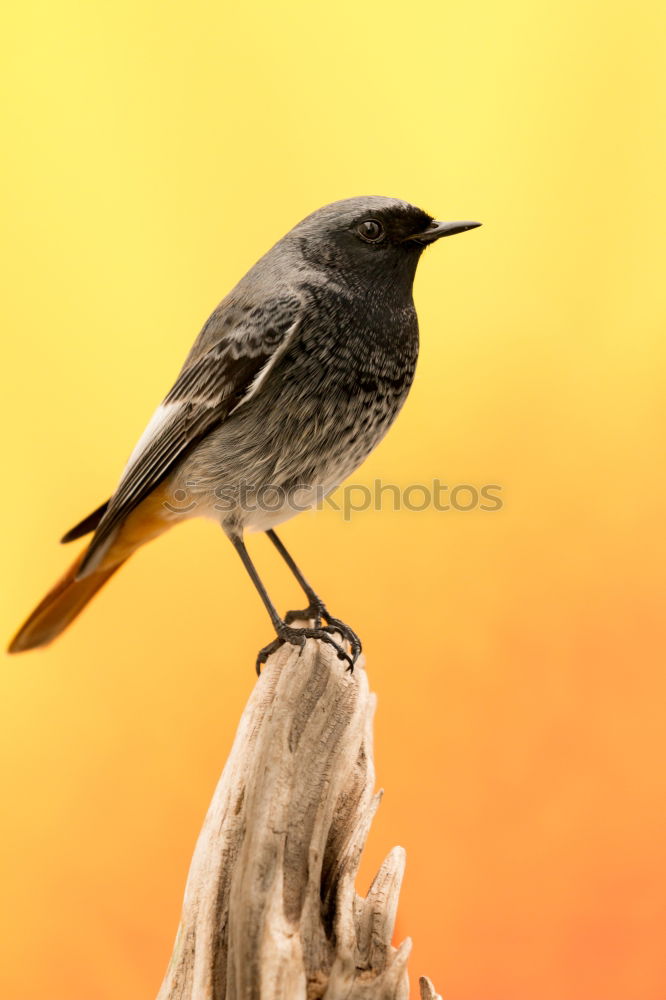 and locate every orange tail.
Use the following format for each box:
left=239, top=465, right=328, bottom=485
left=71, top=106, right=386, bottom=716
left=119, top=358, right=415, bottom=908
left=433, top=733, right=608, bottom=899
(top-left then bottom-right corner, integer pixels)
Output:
left=8, top=549, right=127, bottom=653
